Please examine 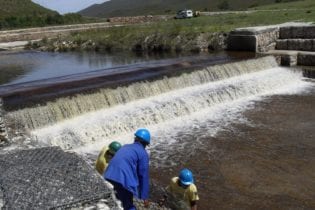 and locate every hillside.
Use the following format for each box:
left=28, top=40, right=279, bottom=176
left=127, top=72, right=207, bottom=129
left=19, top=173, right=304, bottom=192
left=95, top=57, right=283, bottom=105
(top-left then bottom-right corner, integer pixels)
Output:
left=0, top=0, right=57, bottom=19
left=0, top=0, right=88, bottom=30
left=79, top=0, right=299, bottom=18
